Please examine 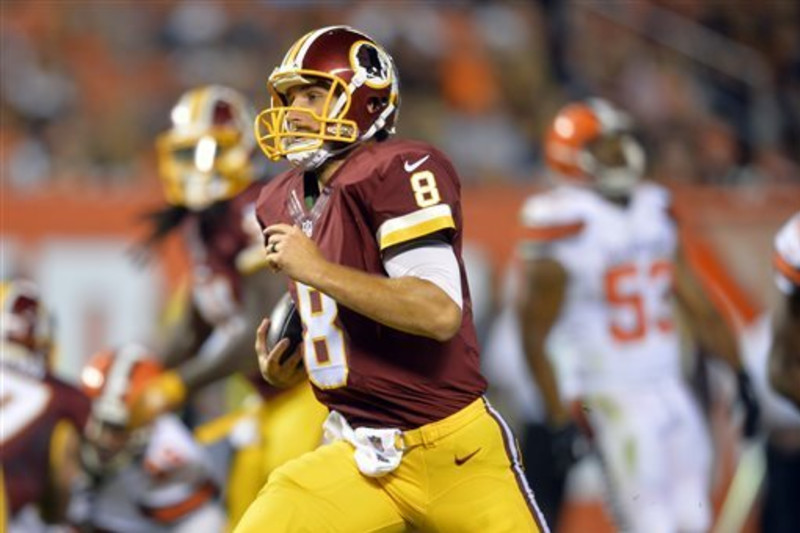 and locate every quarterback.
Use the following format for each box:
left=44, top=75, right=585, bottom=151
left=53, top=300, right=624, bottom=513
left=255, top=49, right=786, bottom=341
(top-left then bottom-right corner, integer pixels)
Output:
left=236, top=25, right=548, bottom=532
left=517, top=99, right=759, bottom=533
